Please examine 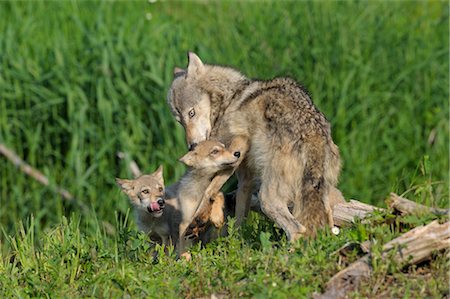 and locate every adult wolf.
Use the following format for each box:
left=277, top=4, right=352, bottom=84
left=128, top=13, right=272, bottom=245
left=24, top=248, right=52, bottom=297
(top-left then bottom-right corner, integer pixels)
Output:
left=167, top=53, right=341, bottom=240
